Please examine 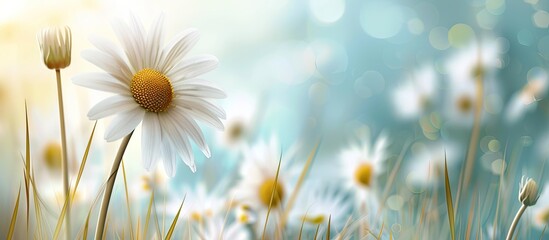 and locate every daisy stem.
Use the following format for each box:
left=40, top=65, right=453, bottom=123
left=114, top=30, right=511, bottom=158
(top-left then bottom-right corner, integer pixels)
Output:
left=95, top=131, right=133, bottom=240
left=55, top=69, right=71, bottom=239
left=506, top=204, right=527, bottom=240
left=461, top=49, right=484, bottom=205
